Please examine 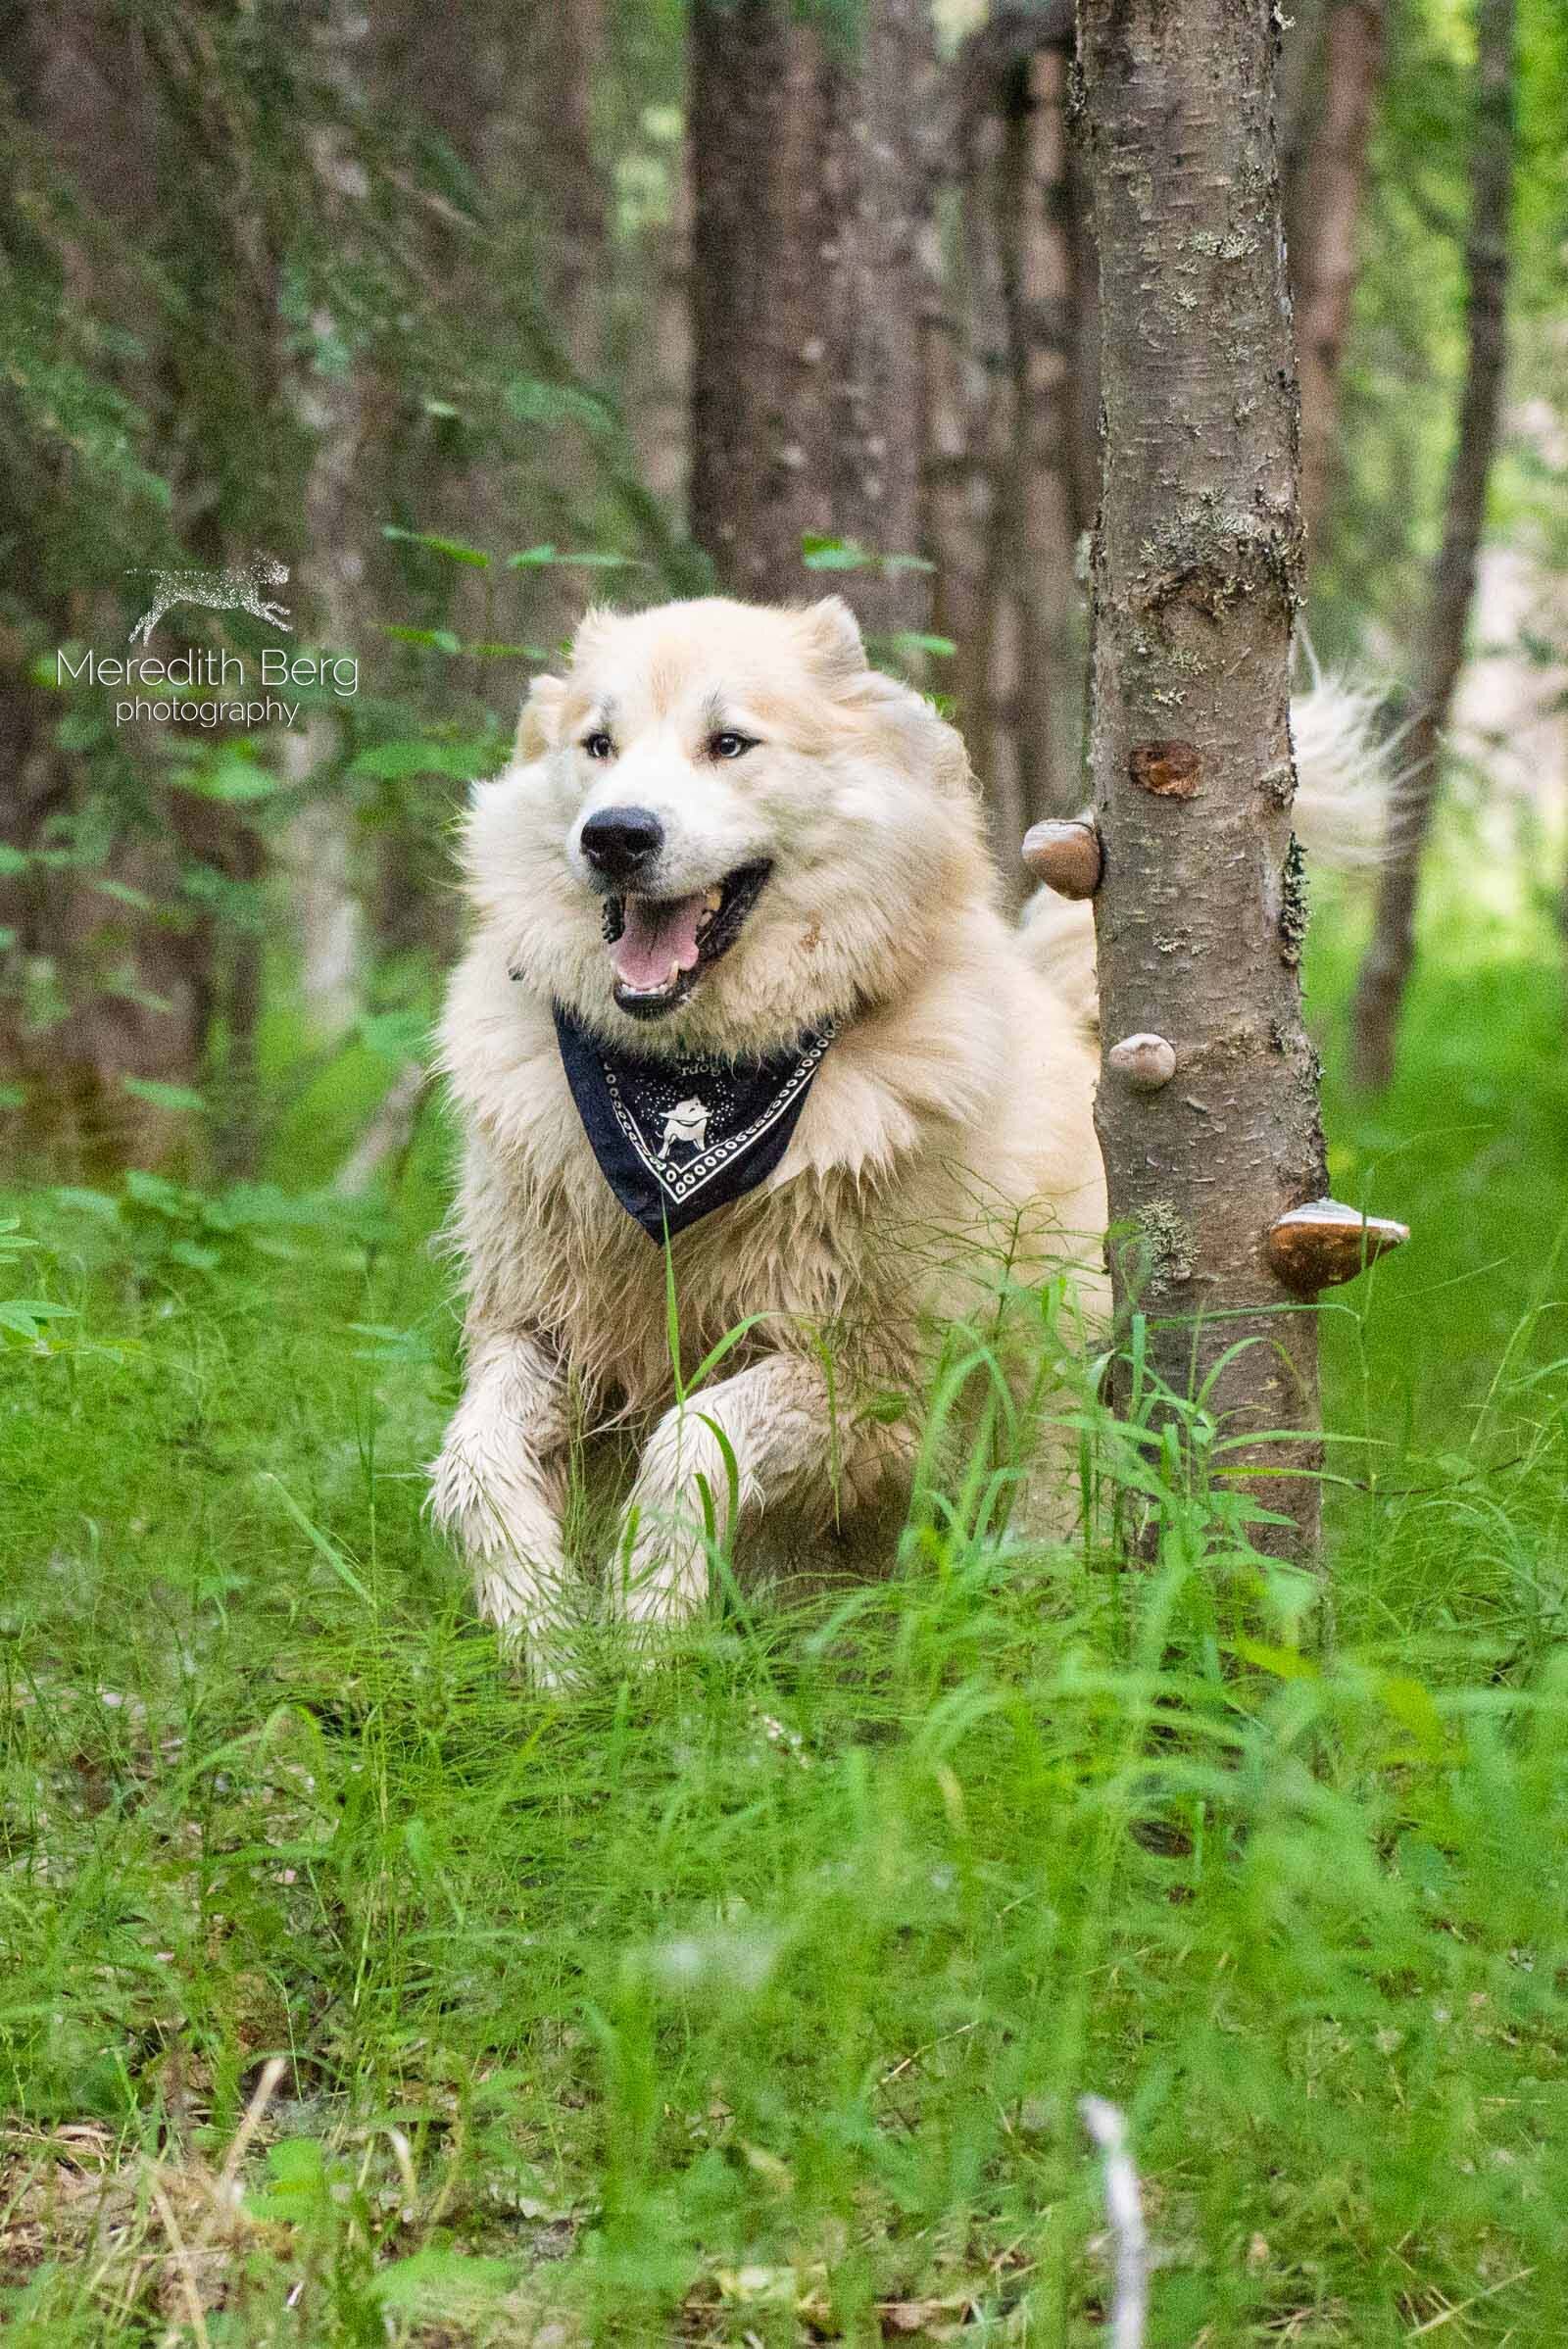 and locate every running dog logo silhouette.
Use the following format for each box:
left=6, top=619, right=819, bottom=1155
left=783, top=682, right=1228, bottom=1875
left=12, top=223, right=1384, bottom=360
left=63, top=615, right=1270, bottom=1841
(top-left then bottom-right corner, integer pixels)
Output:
left=660, top=1097, right=711, bottom=1158
left=128, top=553, right=291, bottom=646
